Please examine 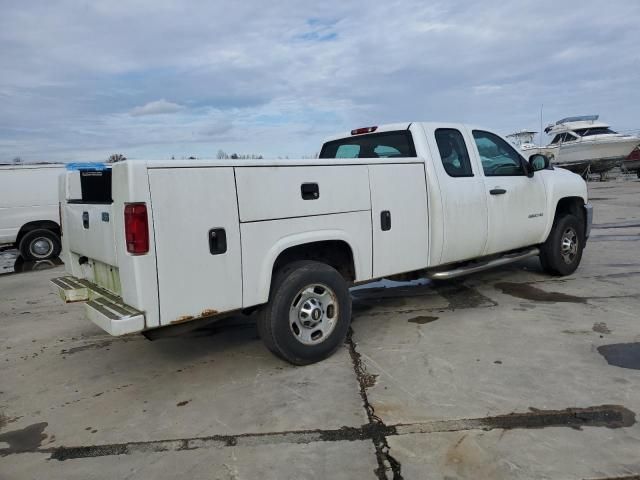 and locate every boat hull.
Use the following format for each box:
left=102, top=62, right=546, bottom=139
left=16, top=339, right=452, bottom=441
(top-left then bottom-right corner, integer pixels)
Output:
left=541, top=136, right=640, bottom=174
